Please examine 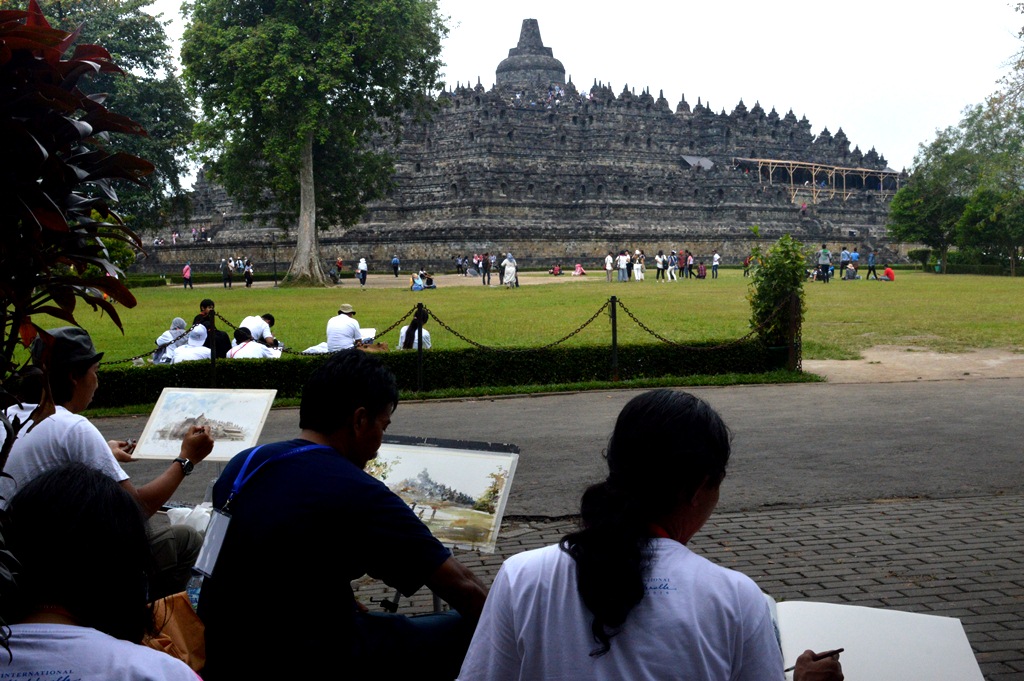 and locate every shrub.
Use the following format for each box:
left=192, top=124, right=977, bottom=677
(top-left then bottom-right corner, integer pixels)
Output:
left=747, top=231, right=806, bottom=354
left=93, top=340, right=784, bottom=407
